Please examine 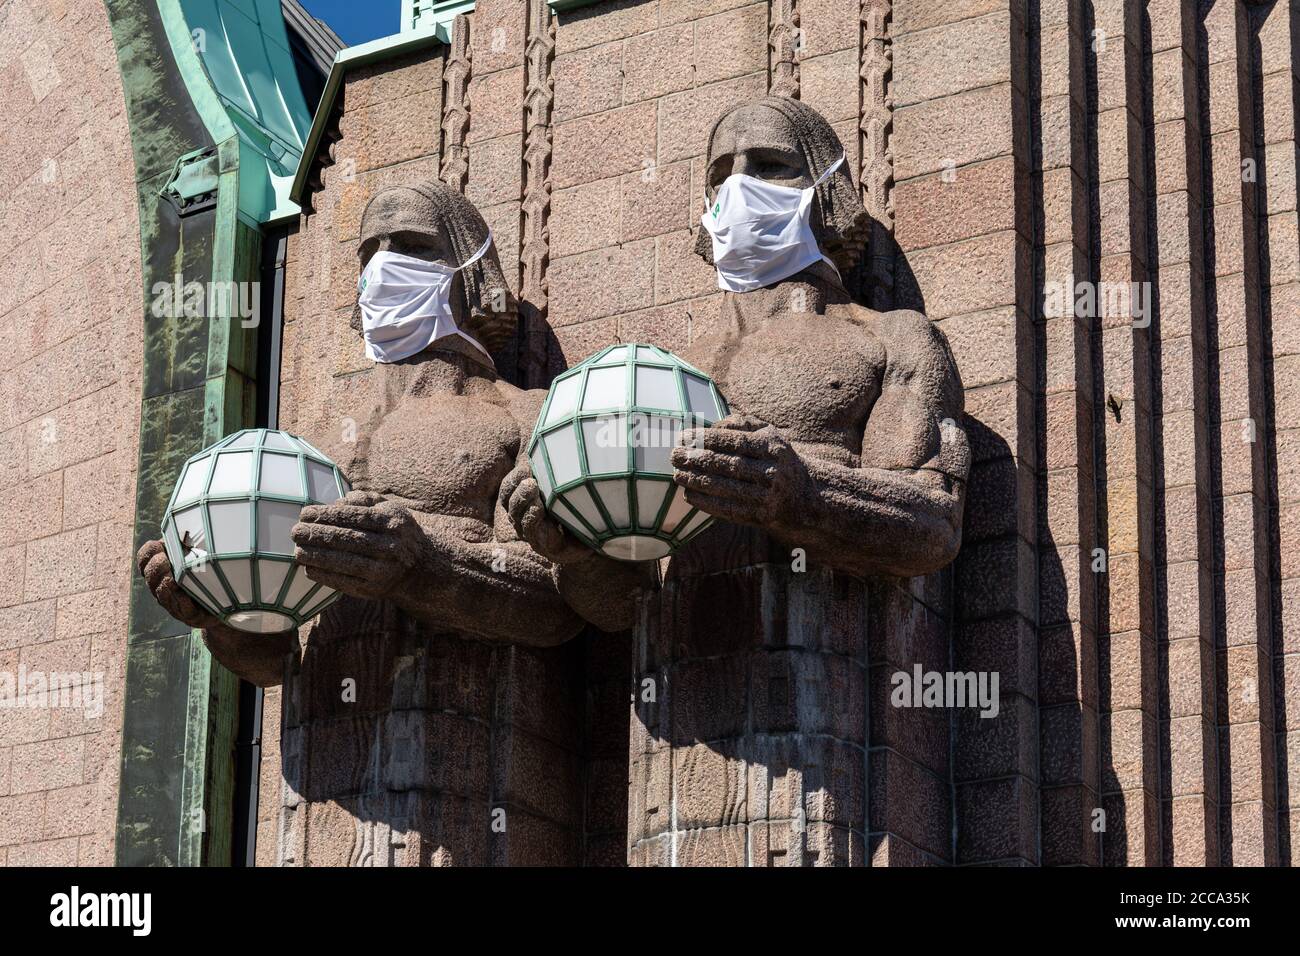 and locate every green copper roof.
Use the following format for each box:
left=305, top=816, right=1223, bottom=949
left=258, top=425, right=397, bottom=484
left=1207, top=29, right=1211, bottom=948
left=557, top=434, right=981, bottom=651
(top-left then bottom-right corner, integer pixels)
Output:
left=177, top=0, right=316, bottom=224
